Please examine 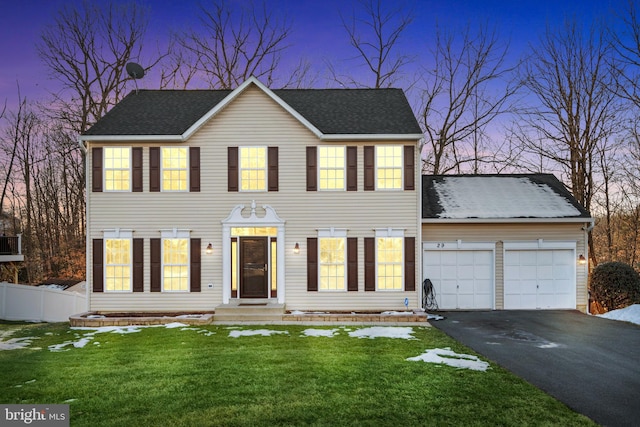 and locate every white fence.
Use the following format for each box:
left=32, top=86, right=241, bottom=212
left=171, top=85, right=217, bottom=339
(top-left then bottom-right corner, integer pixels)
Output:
left=0, top=282, right=87, bottom=322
